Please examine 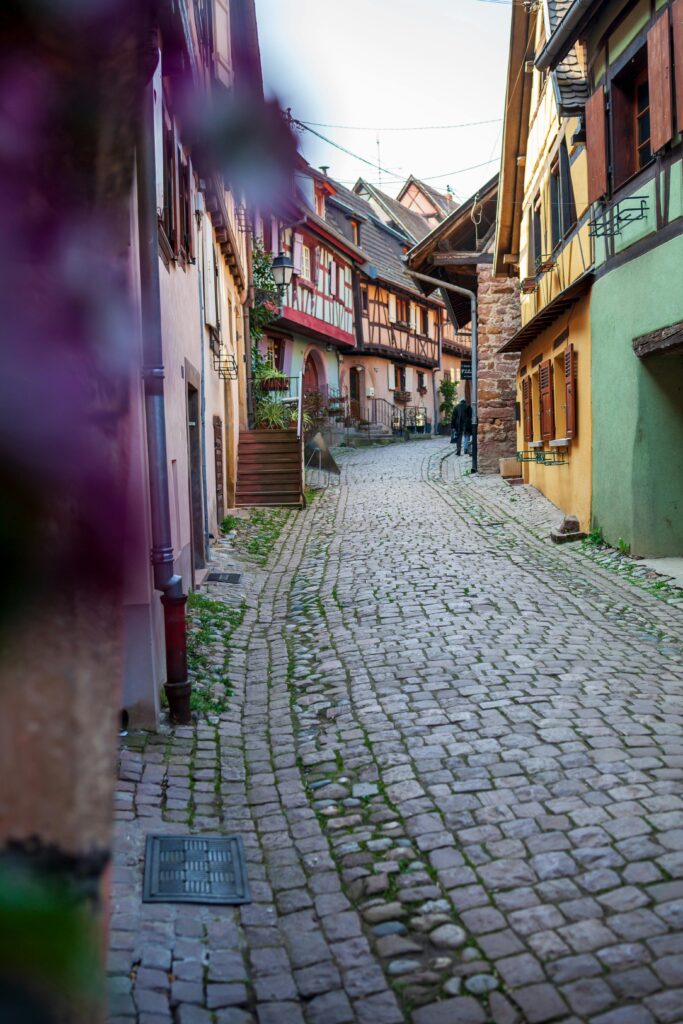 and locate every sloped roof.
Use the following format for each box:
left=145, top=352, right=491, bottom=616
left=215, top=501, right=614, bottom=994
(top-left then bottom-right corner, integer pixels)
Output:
left=354, top=179, right=432, bottom=242
left=546, top=2, right=588, bottom=113
left=396, top=175, right=458, bottom=218
left=325, top=180, right=435, bottom=298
